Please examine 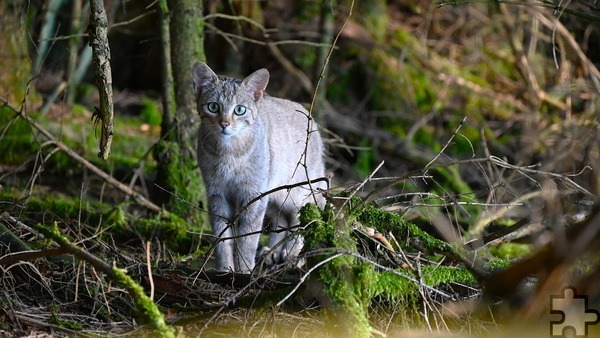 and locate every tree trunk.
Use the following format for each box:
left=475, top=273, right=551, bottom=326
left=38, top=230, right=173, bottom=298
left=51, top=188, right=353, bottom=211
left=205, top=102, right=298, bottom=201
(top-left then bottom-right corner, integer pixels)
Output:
left=157, top=0, right=176, bottom=140
left=168, top=0, right=205, bottom=145
left=154, top=0, right=206, bottom=220
left=66, top=0, right=82, bottom=105
left=313, top=0, right=335, bottom=121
